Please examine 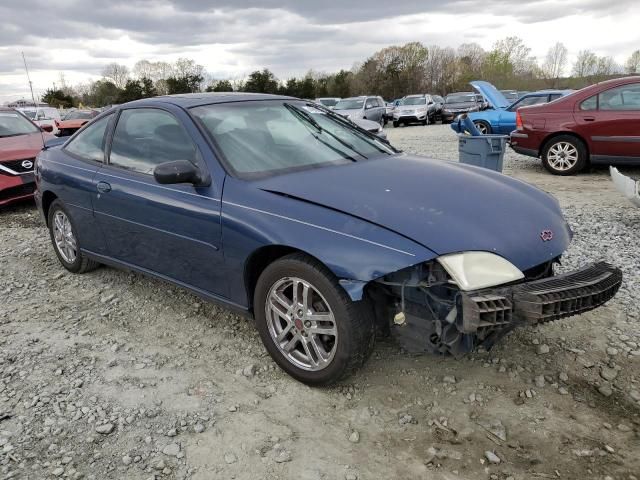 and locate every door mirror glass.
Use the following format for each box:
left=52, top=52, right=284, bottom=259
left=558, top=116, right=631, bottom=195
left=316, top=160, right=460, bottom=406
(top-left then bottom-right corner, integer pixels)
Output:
left=153, top=160, right=203, bottom=185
